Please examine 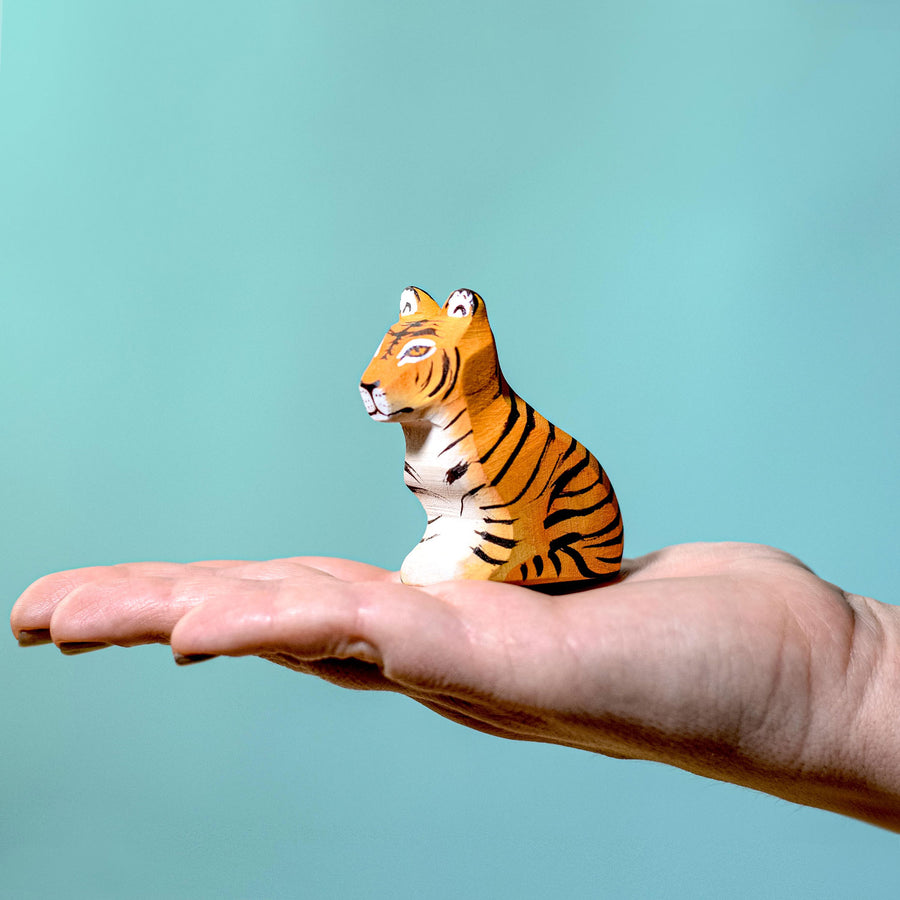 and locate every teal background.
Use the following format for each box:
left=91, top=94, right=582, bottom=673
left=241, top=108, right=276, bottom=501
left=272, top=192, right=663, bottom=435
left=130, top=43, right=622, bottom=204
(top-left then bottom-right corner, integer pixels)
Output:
left=2, top=1, right=898, bottom=897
